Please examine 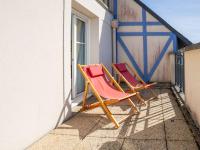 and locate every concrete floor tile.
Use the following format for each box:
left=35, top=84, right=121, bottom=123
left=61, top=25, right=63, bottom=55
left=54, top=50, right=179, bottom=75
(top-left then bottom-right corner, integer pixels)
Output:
left=162, top=93, right=184, bottom=120
left=140, top=89, right=161, bottom=100
left=74, top=137, right=123, bottom=150
left=145, top=98, right=162, bottom=108
left=27, top=134, right=81, bottom=150
left=122, top=139, right=167, bottom=150
left=50, top=115, right=101, bottom=138
left=162, top=103, right=184, bottom=121
left=167, top=140, right=199, bottom=150
left=138, top=98, right=162, bottom=111
left=165, top=119, right=194, bottom=141
left=129, top=98, right=163, bottom=121
left=162, top=97, right=179, bottom=110
left=131, top=106, right=163, bottom=121
left=87, top=115, right=130, bottom=138
left=160, top=89, right=174, bottom=99
left=126, top=119, right=165, bottom=140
